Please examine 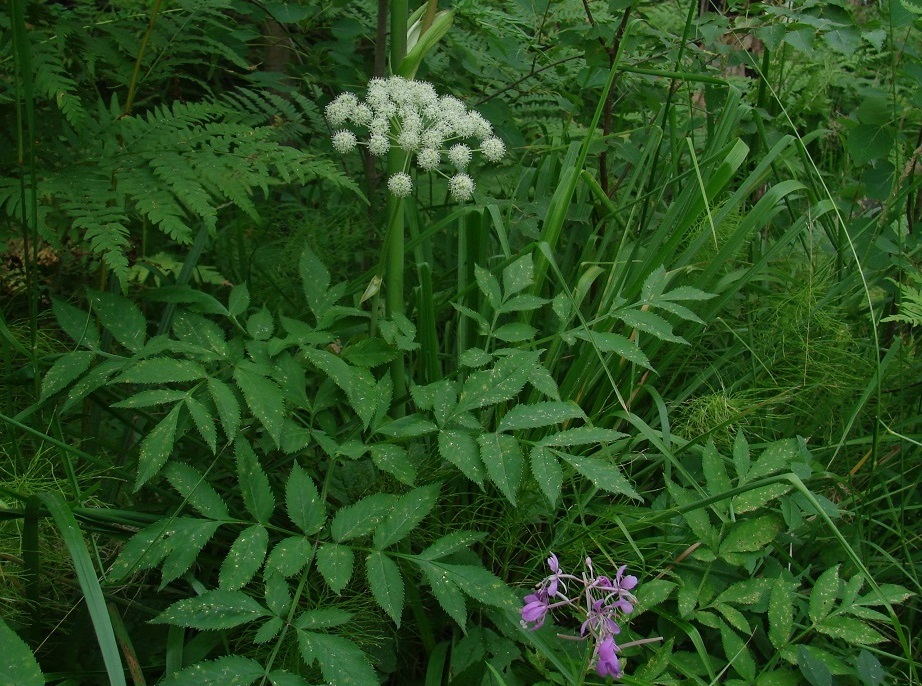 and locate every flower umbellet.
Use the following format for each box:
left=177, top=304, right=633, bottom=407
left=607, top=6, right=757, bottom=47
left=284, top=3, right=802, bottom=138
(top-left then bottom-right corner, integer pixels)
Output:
left=520, top=554, right=658, bottom=680
left=325, top=76, right=505, bottom=199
